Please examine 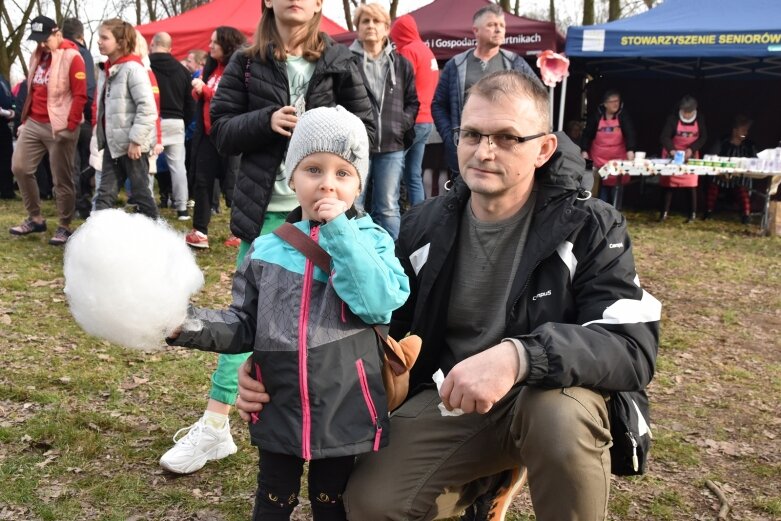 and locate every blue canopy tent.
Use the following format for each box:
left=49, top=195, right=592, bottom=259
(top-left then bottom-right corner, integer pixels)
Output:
left=562, top=0, right=781, bottom=218
left=561, top=0, right=781, bottom=145
left=565, top=0, right=781, bottom=80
